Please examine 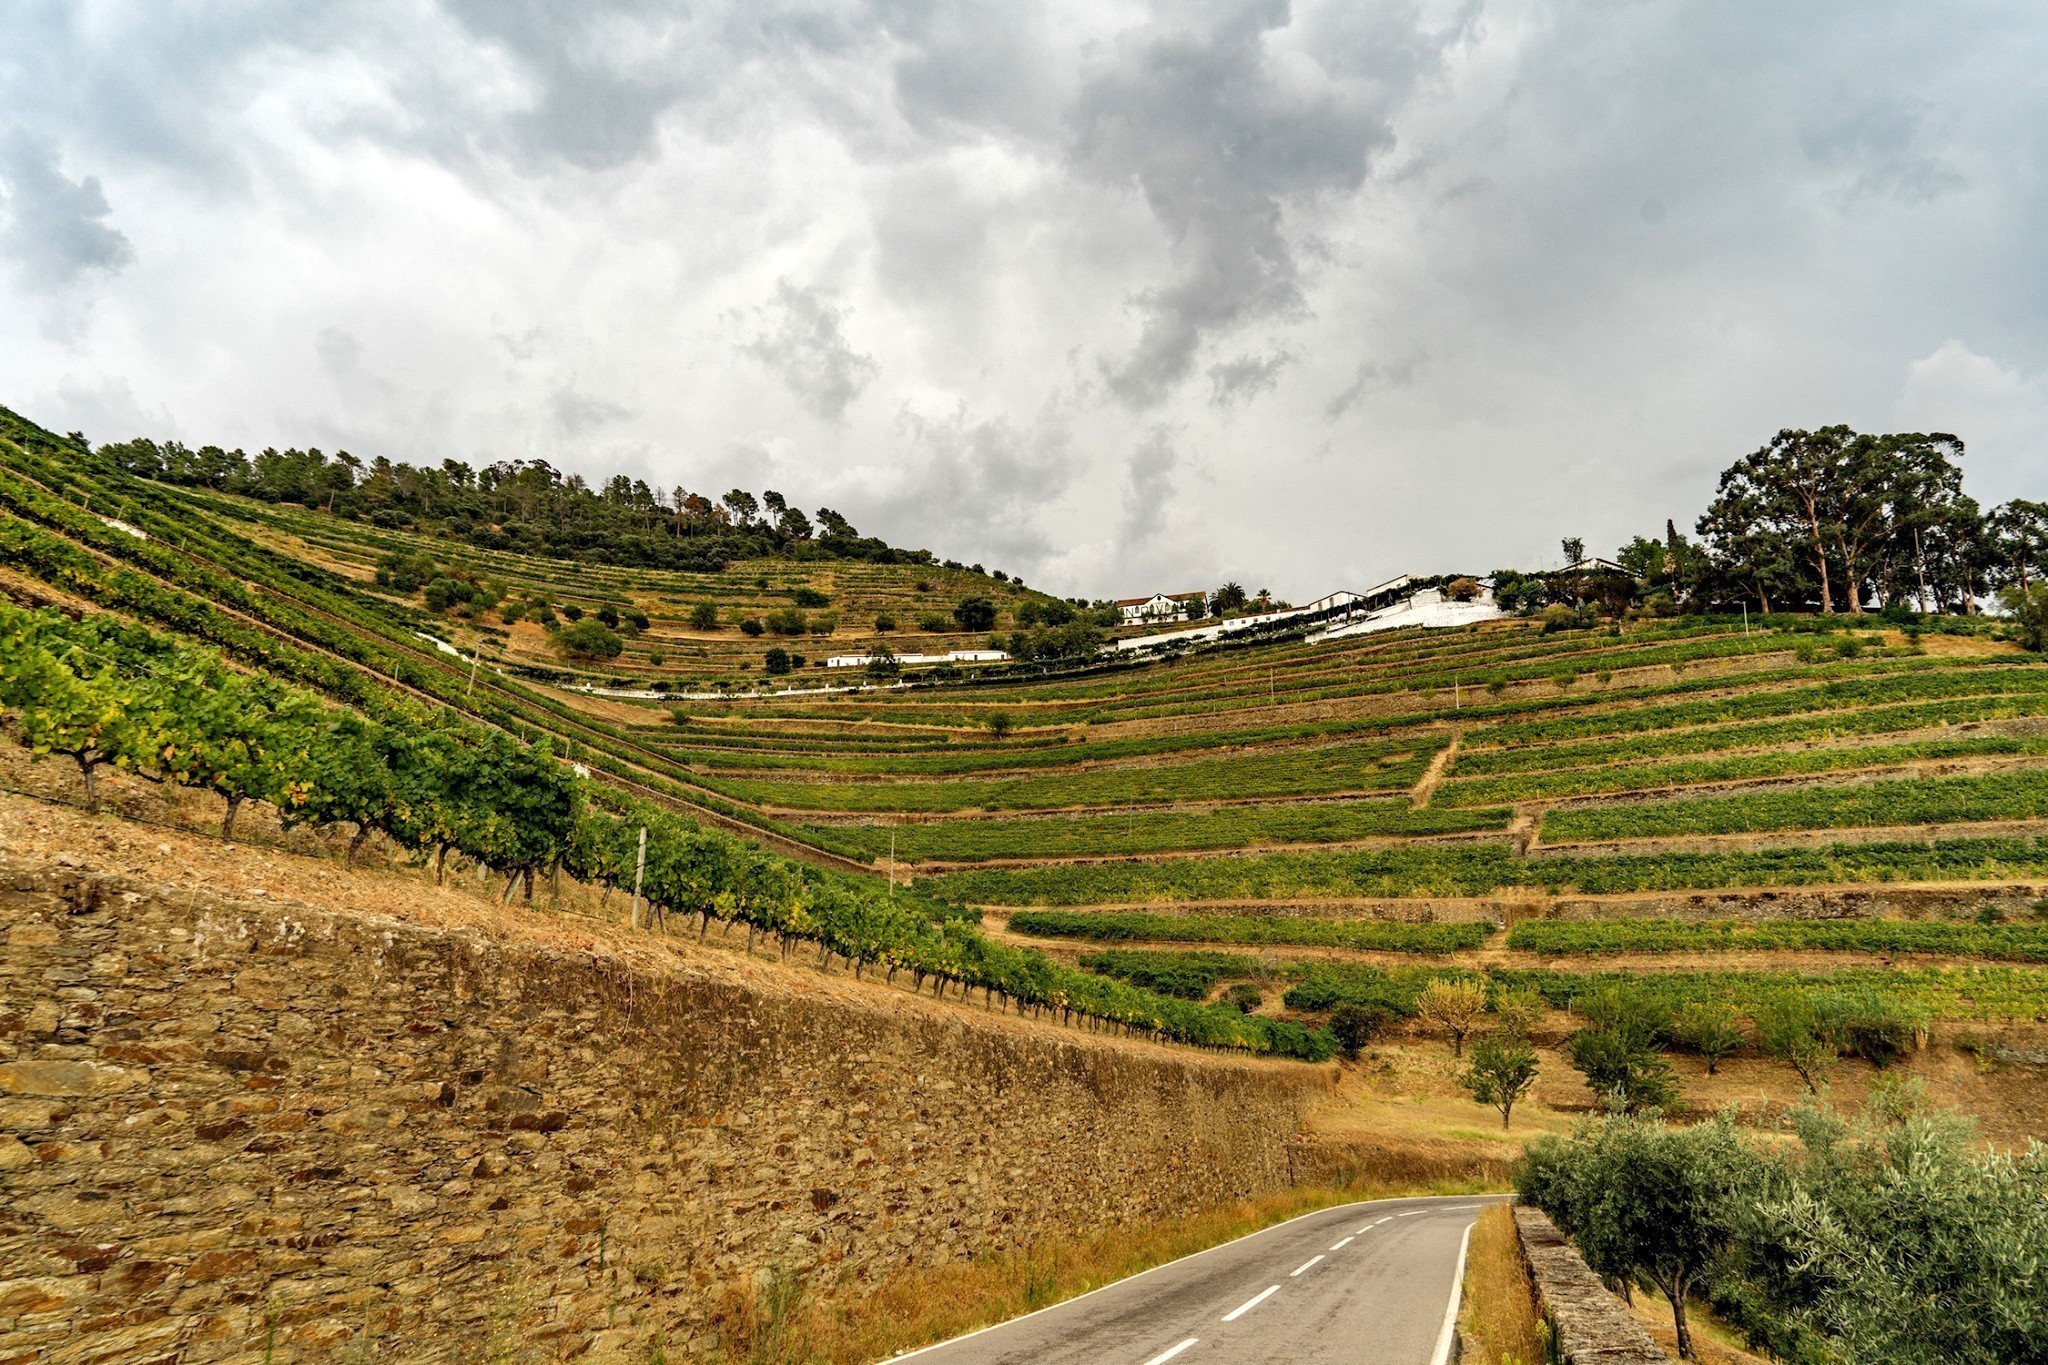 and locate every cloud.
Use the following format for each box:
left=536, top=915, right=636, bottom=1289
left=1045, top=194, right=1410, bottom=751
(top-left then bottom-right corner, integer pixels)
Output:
left=1894, top=341, right=2048, bottom=502
left=0, top=130, right=133, bottom=288
left=738, top=281, right=879, bottom=423
left=1324, top=353, right=1423, bottom=421
left=1071, top=0, right=1429, bottom=407
left=1118, top=424, right=1179, bottom=550
left=1801, top=99, right=1965, bottom=206
left=550, top=384, right=635, bottom=434
left=1207, top=351, right=1291, bottom=408
left=874, top=407, right=1078, bottom=572
left=5, top=0, right=2048, bottom=601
